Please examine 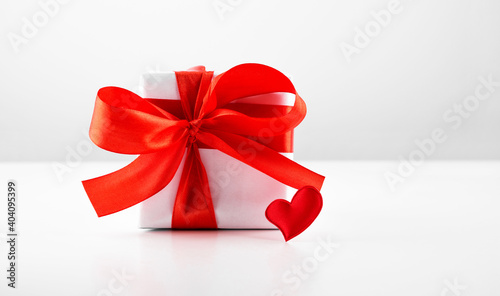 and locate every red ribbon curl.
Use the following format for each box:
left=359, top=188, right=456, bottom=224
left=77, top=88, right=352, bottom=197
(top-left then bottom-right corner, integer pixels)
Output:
left=82, top=63, right=325, bottom=228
